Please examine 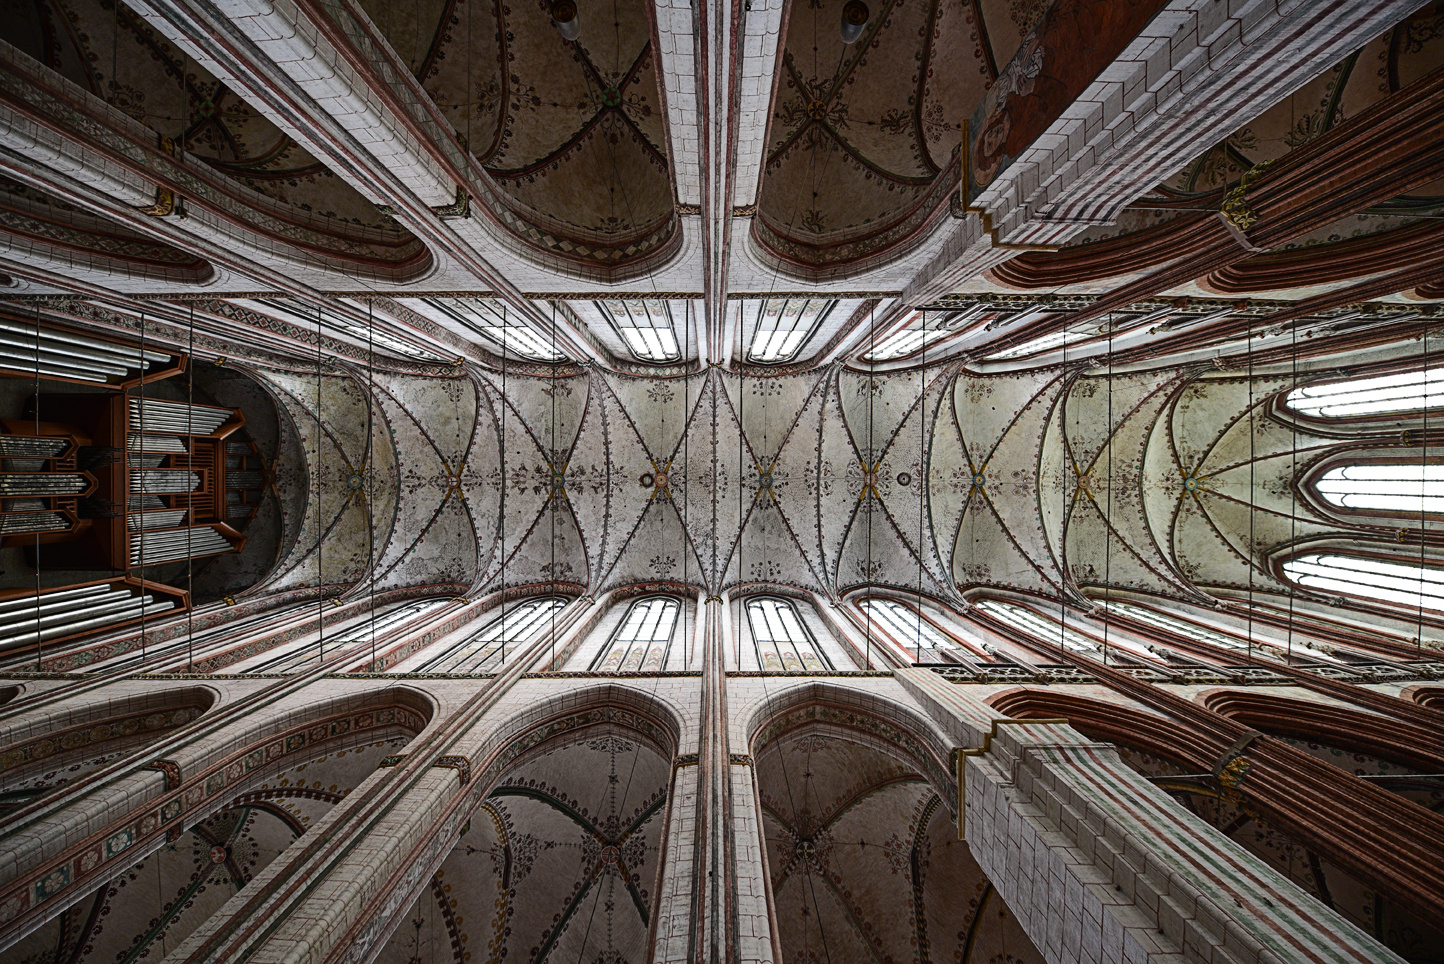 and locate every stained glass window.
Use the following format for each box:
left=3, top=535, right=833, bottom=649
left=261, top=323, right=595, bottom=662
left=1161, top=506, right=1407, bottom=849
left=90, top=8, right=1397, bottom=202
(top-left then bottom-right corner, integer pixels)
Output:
left=421, top=298, right=567, bottom=361
left=746, top=597, right=829, bottom=671
left=250, top=599, right=451, bottom=673
left=858, top=598, right=963, bottom=661
left=595, top=299, right=684, bottom=362
left=738, top=298, right=836, bottom=363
